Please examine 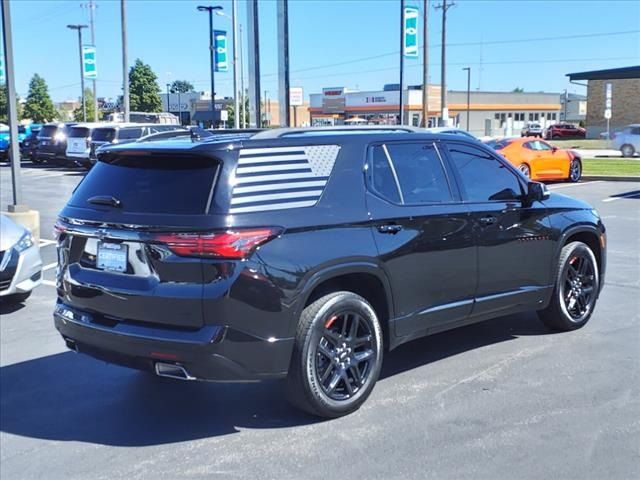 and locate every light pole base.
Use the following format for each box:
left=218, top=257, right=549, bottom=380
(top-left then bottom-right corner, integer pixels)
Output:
left=4, top=207, right=40, bottom=243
